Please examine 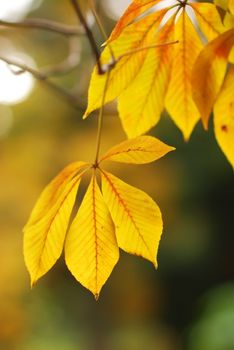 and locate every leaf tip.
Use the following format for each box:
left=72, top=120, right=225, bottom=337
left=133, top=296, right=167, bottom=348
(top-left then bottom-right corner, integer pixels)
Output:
left=182, top=130, right=192, bottom=143
left=184, top=136, right=189, bottom=143
left=153, top=260, right=158, bottom=270
left=180, top=125, right=195, bottom=142
left=94, top=293, right=100, bottom=301
left=201, top=118, right=209, bottom=131
left=83, top=110, right=89, bottom=120
left=168, top=145, right=176, bottom=153
left=30, top=277, right=37, bottom=289
left=101, top=41, right=107, bottom=47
